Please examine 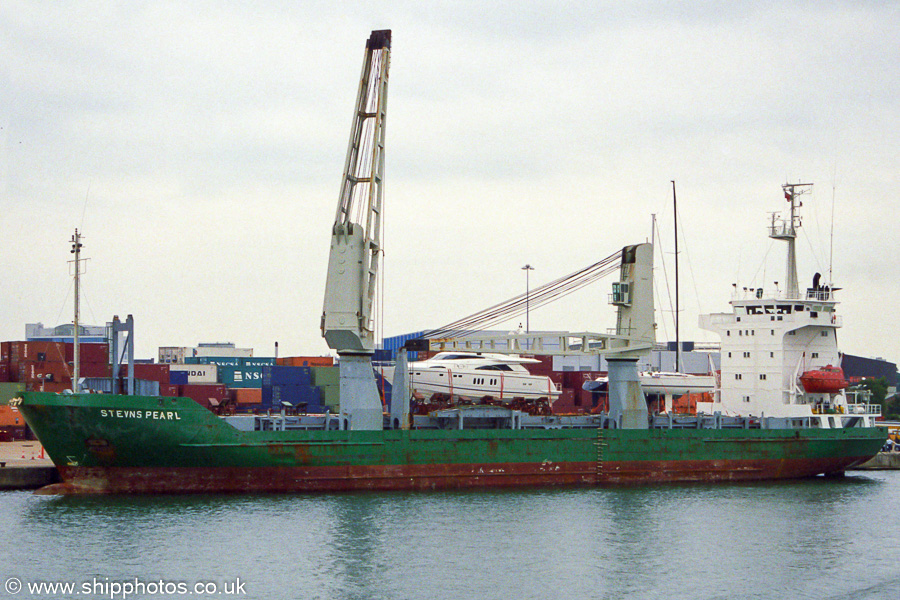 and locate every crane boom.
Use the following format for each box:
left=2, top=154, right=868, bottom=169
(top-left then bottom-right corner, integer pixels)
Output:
left=322, top=29, right=391, bottom=353
left=320, top=30, right=391, bottom=431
